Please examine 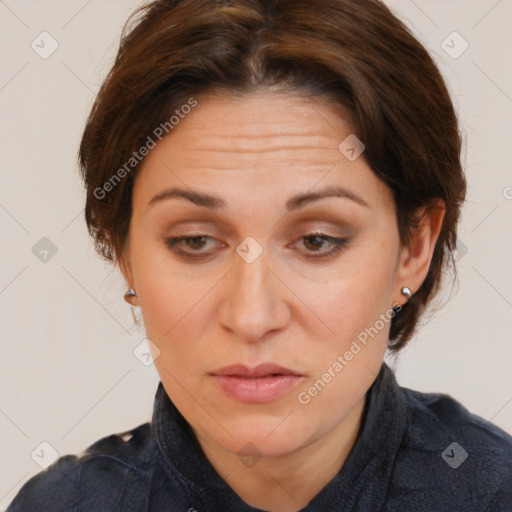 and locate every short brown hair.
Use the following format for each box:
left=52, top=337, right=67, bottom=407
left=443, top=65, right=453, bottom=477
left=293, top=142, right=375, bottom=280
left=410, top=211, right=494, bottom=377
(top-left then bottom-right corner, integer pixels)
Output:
left=78, top=0, right=466, bottom=351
